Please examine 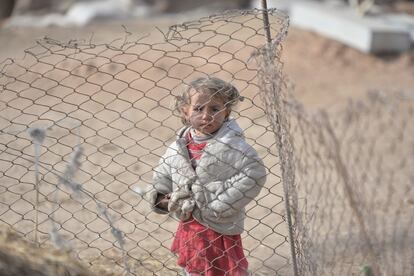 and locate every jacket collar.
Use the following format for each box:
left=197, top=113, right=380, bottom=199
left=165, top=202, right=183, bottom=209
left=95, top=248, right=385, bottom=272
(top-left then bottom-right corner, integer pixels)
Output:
left=177, top=119, right=243, bottom=142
